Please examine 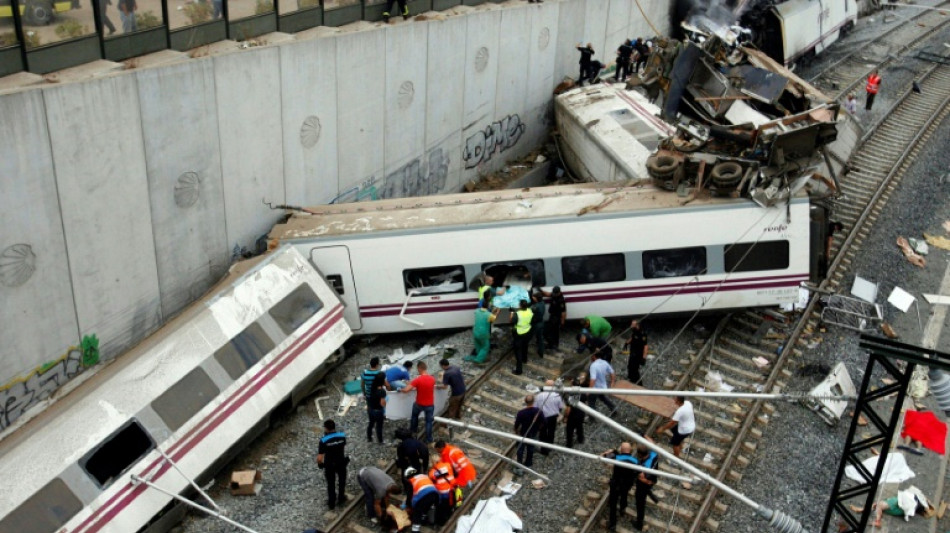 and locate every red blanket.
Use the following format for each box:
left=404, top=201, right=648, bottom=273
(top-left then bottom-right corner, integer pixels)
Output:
left=901, top=410, right=947, bottom=455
